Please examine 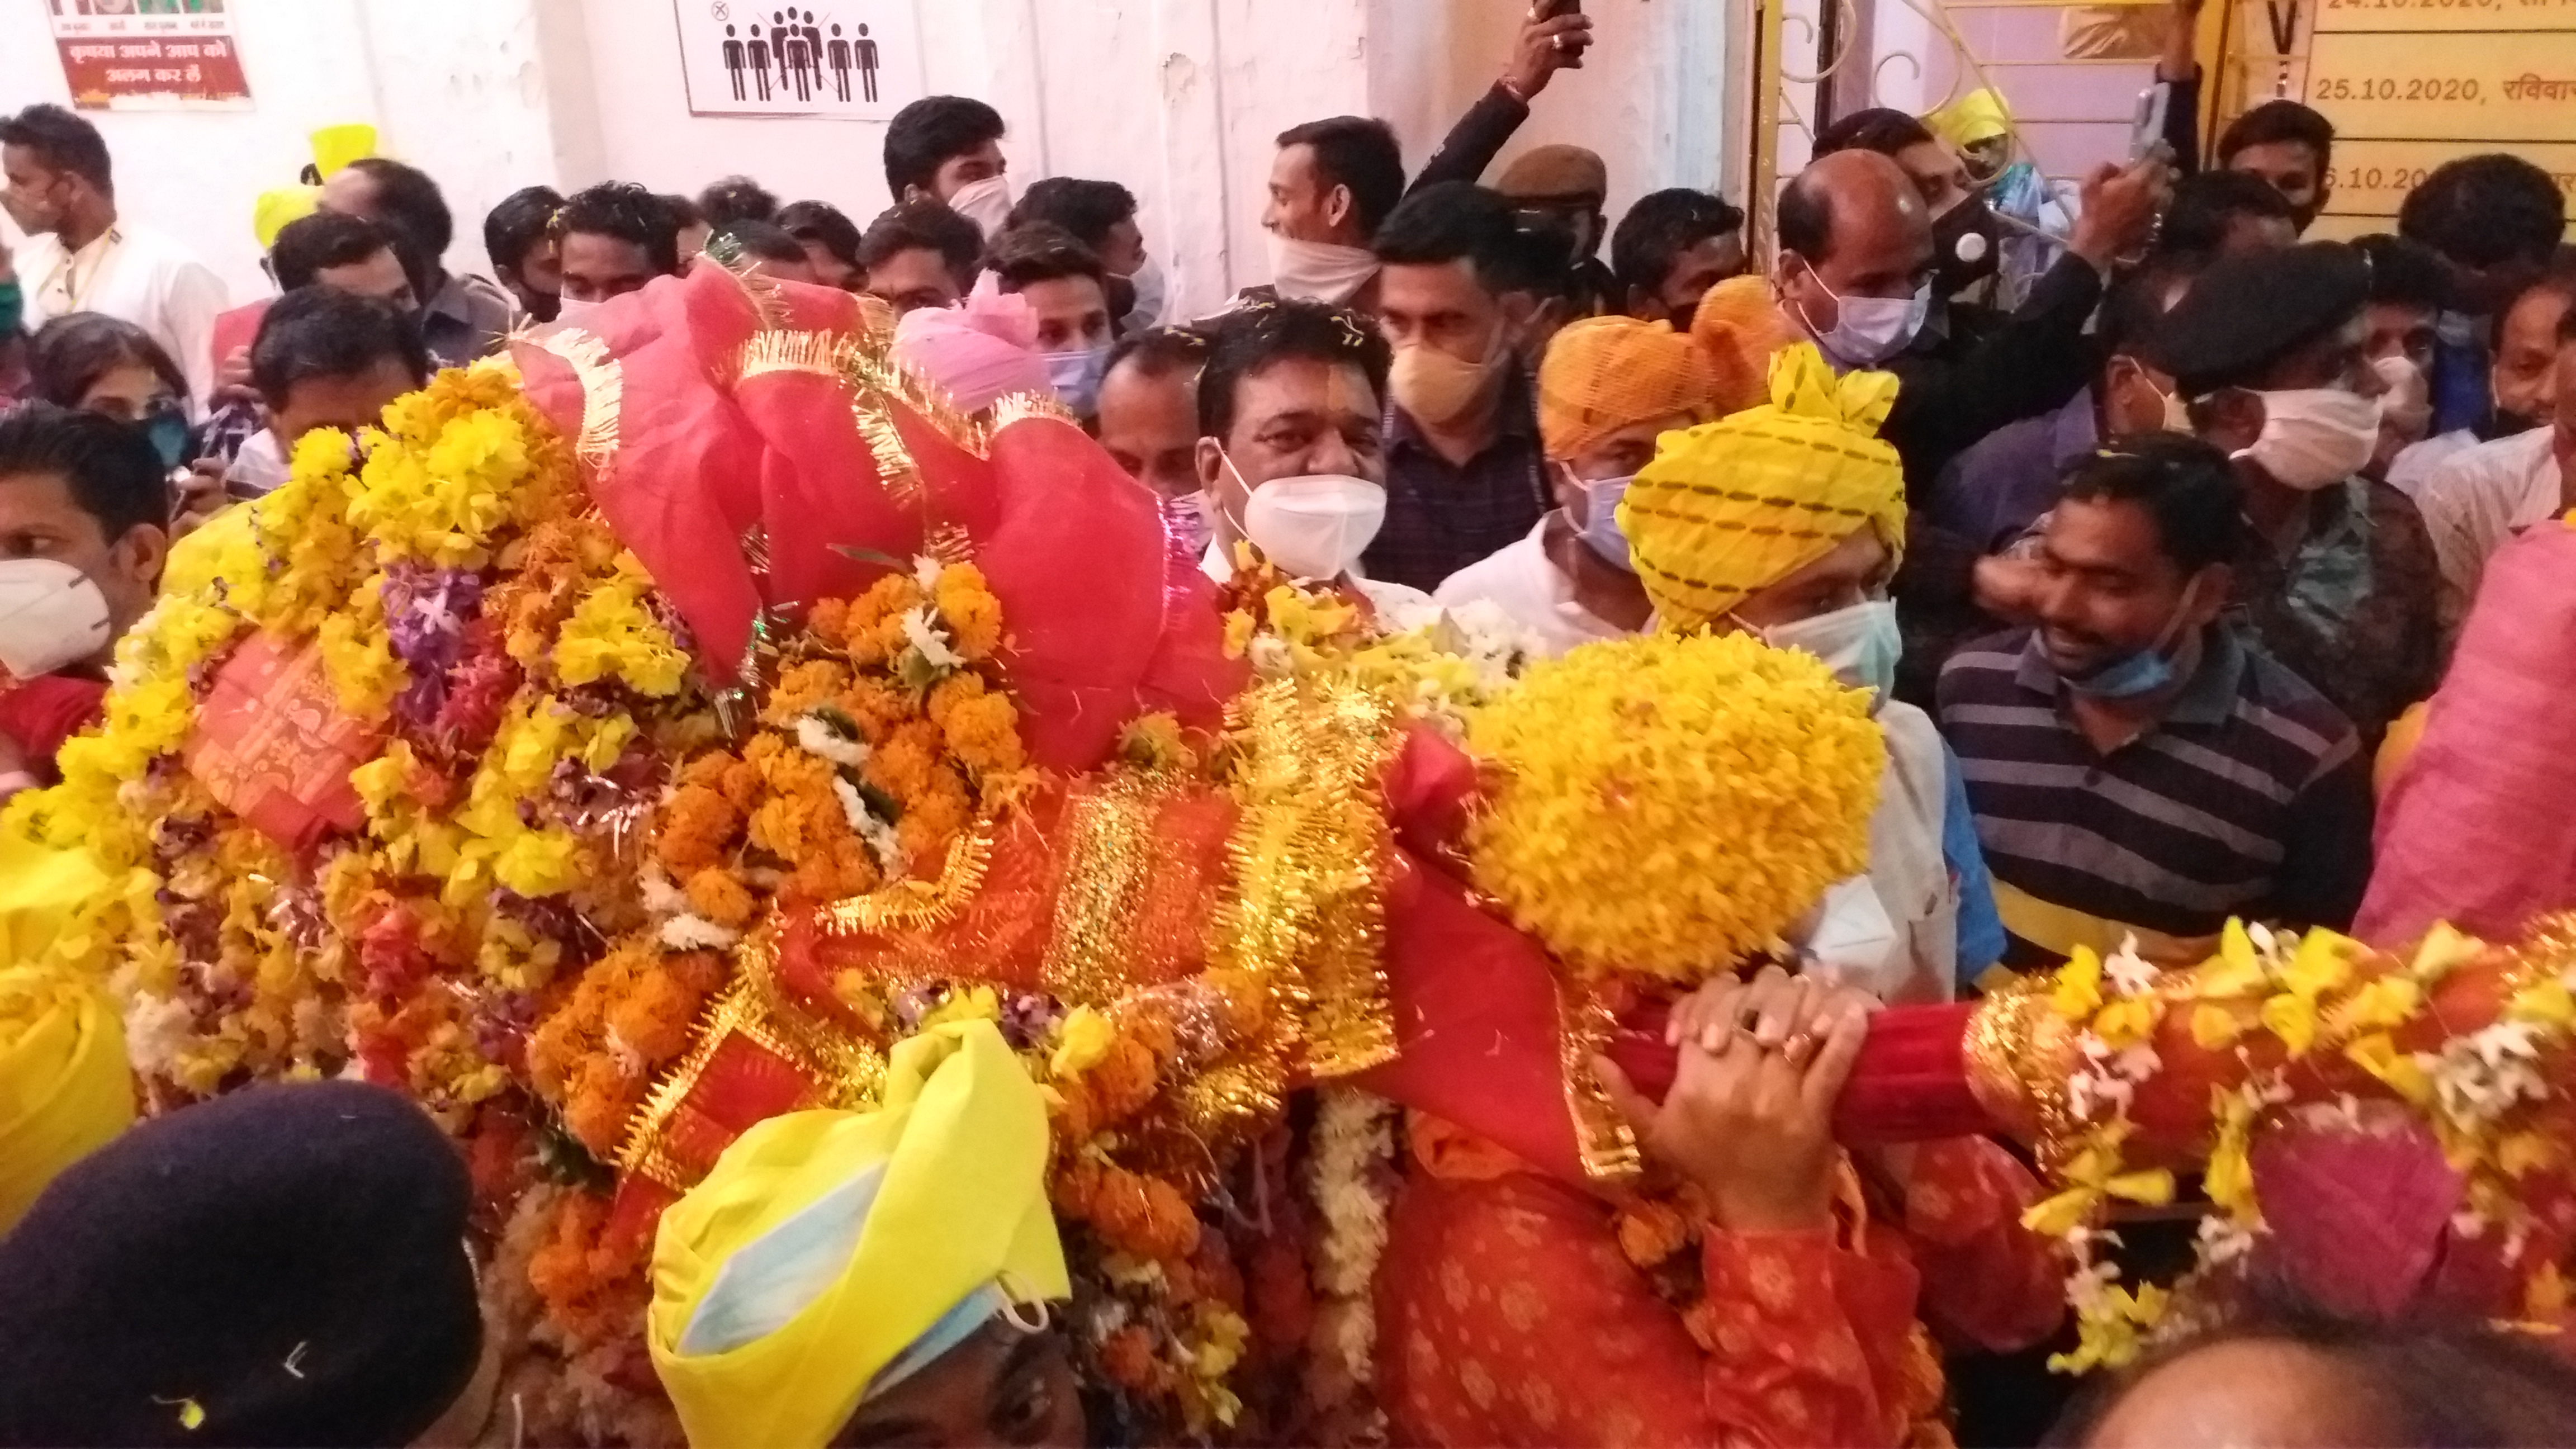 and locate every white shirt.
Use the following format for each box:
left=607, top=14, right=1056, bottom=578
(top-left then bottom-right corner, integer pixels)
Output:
left=2417, top=427, right=2565, bottom=633
left=1431, top=520, right=1631, bottom=660
left=2386, top=427, right=2479, bottom=499
left=18, top=223, right=229, bottom=412
left=1200, top=541, right=1439, bottom=634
